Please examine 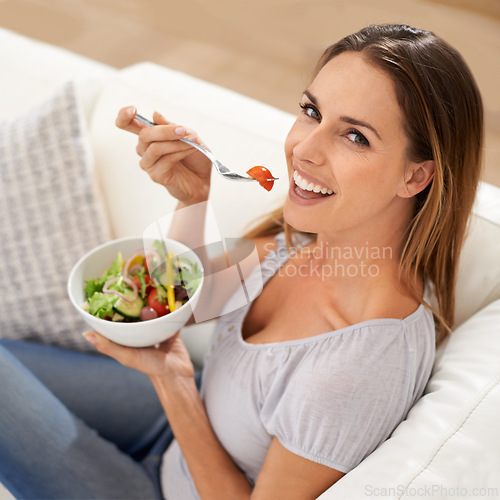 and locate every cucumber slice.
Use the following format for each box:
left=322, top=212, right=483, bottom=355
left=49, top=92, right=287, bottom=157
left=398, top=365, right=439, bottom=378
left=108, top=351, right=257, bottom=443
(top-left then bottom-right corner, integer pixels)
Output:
left=113, top=290, right=144, bottom=319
